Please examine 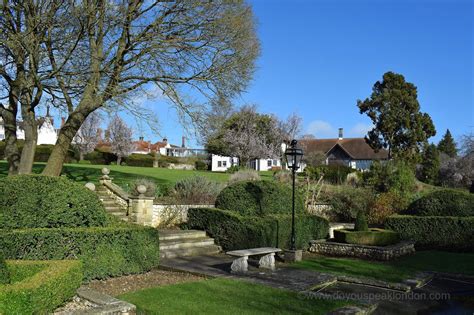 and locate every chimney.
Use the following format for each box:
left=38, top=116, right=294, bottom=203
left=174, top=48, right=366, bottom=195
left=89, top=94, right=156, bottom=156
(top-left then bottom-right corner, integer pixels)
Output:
left=338, top=128, right=343, bottom=140
left=139, top=136, right=144, bottom=141
left=163, top=137, right=168, bottom=144
left=60, top=117, right=66, bottom=128
left=181, top=136, right=186, bottom=148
